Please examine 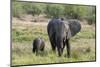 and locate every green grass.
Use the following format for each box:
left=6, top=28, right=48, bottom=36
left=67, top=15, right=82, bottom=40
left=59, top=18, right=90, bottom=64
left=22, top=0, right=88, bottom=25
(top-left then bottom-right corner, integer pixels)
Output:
left=12, top=23, right=48, bottom=42
left=12, top=20, right=96, bottom=66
